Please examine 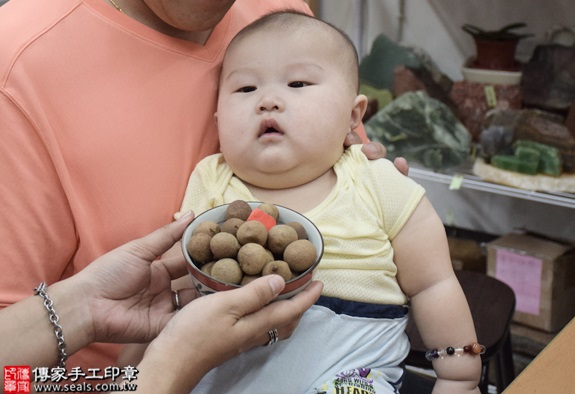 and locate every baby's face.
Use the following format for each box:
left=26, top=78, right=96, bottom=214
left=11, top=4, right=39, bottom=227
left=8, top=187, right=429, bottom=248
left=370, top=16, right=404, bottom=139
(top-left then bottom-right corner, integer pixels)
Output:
left=216, top=25, right=364, bottom=189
